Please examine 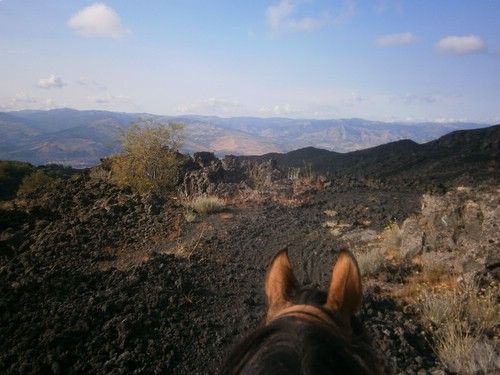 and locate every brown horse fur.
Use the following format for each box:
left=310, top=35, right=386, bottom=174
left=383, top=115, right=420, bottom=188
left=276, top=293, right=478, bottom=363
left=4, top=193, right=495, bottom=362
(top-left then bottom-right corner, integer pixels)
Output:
left=222, top=249, right=381, bottom=374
